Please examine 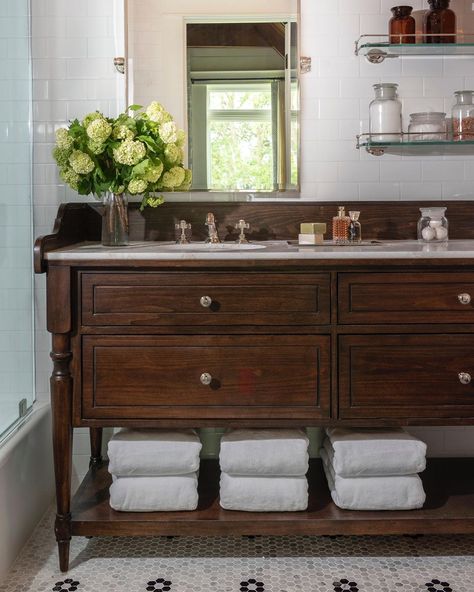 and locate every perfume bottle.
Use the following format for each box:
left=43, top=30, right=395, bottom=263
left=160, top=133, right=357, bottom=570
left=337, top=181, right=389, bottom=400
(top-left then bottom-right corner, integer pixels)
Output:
left=348, top=211, right=362, bottom=243
left=332, top=206, right=350, bottom=244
